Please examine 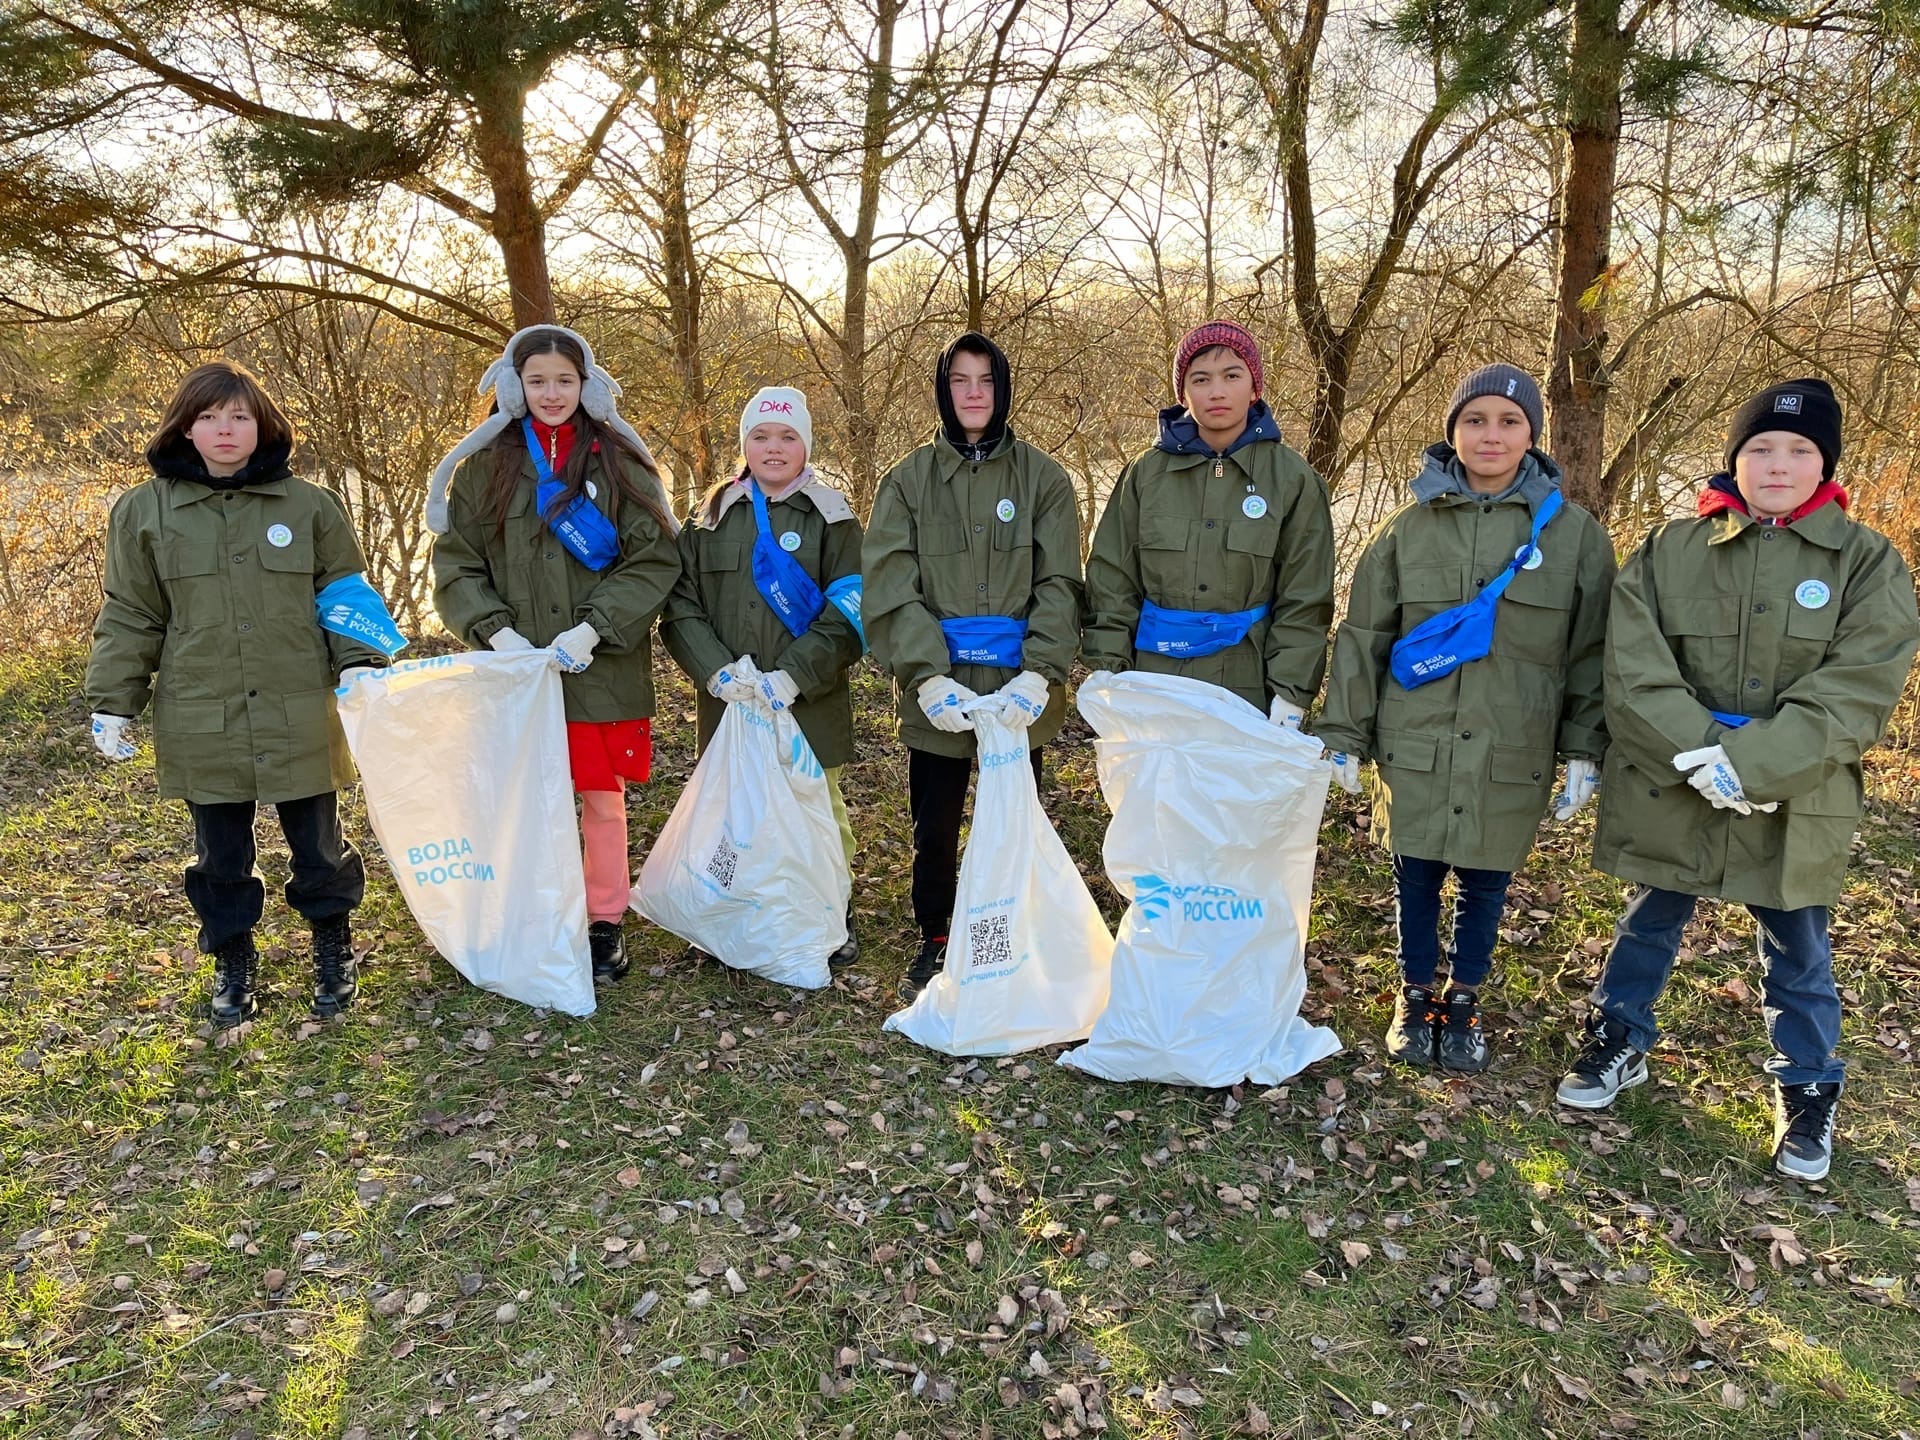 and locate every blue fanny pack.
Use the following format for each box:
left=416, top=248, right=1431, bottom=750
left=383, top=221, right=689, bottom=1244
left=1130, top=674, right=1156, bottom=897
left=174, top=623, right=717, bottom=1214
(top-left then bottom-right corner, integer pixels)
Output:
left=314, top=573, right=408, bottom=657
left=941, top=615, right=1027, bottom=667
left=1709, top=710, right=1751, bottom=729
left=1390, top=489, right=1563, bottom=690
left=749, top=481, right=829, bottom=638
left=525, top=417, right=620, bottom=572
left=1135, top=599, right=1270, bottom=659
